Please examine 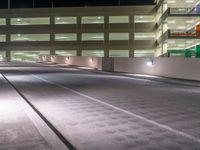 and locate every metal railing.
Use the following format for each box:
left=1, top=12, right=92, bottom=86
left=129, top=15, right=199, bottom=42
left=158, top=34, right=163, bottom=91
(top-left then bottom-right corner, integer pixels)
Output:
left=169, top=30, right=200, bottom=38
left=169, top=7, right=200, bottom=15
